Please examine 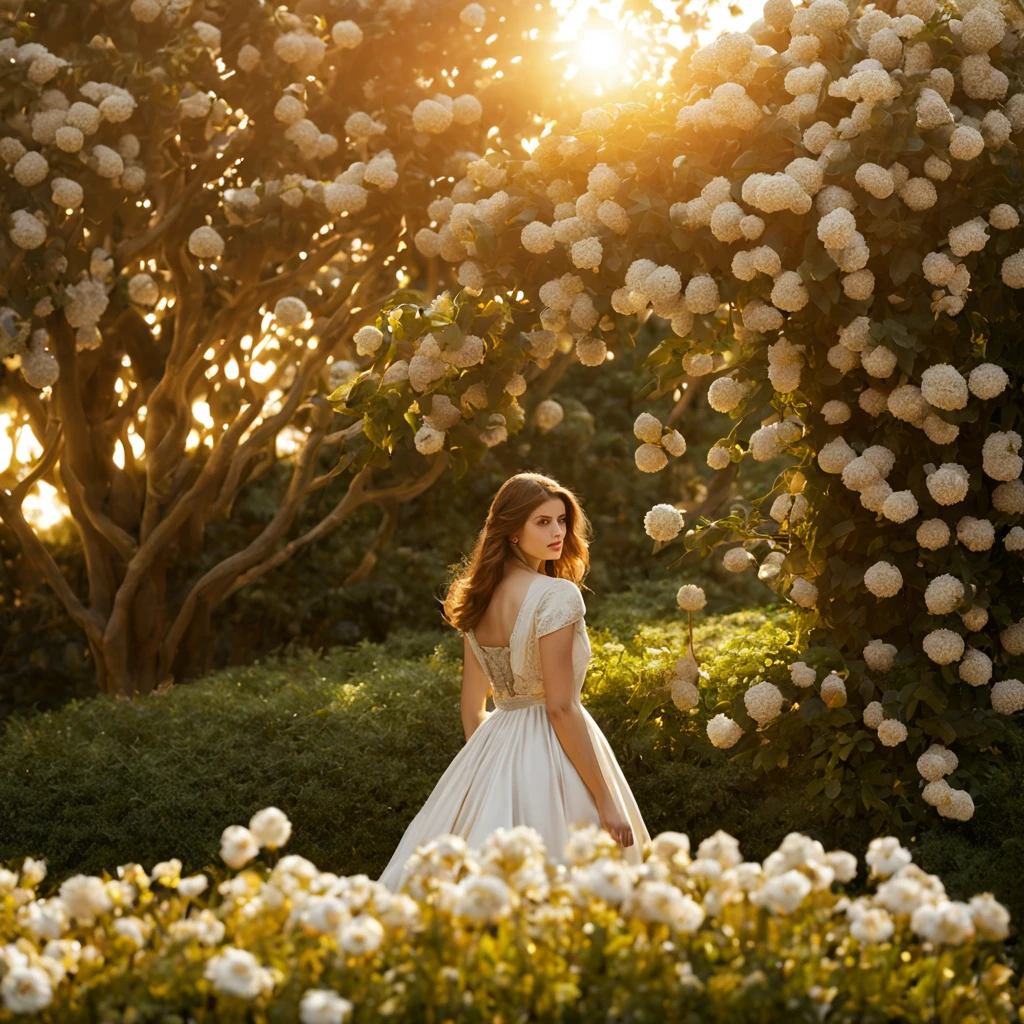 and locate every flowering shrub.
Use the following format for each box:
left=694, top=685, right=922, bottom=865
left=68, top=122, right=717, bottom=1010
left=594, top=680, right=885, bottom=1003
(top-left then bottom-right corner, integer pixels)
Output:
left=1, top=806, right=1020, bottom=1020
left=0, top=0, right=586, bottom=696
left=326, top=0, right=1024, bottom=826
